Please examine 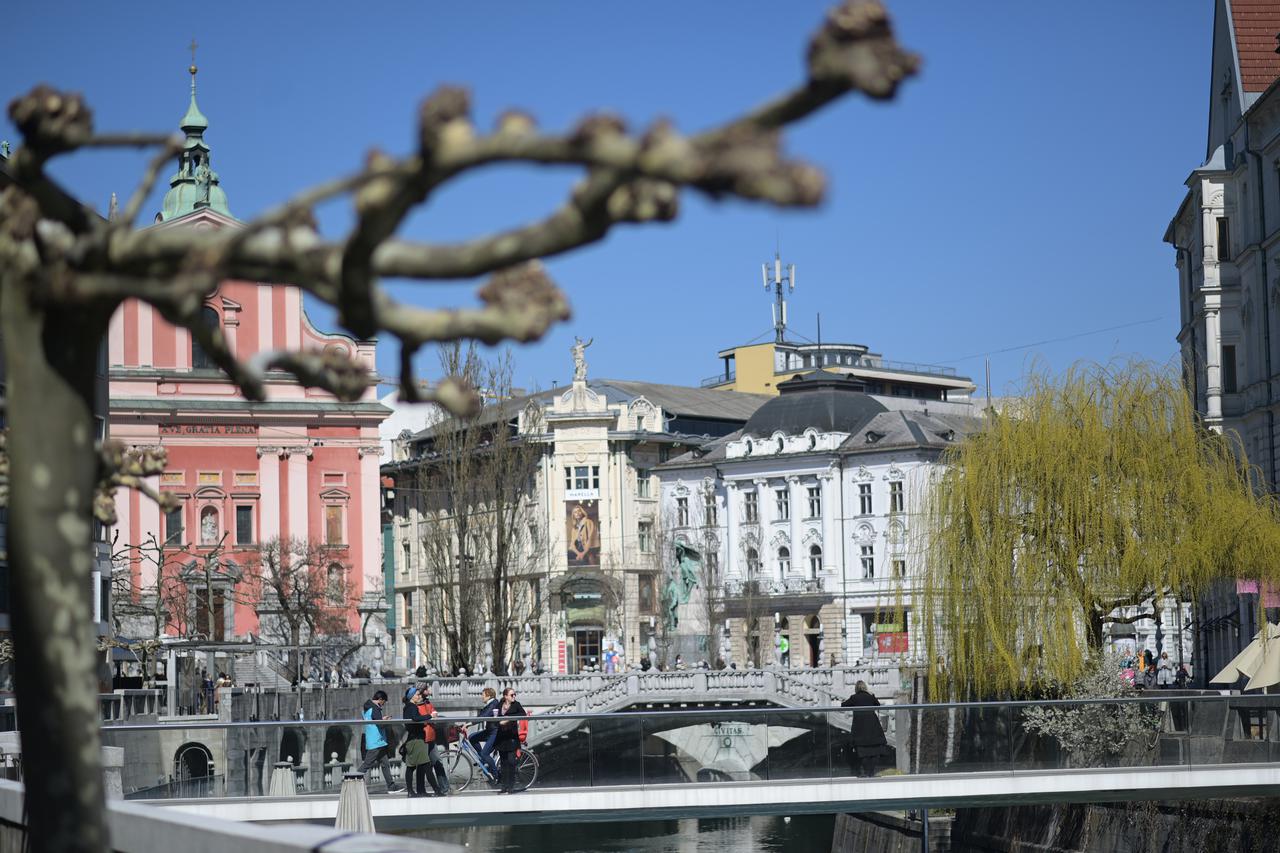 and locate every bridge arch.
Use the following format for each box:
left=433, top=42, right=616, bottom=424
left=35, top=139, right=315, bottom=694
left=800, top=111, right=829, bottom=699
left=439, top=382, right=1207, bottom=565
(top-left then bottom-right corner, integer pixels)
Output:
left=323, top=726, right=351, bottom=763
left=174, top=741, right=214, bottom=796
left=279, top=727, right=307, bottom=765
